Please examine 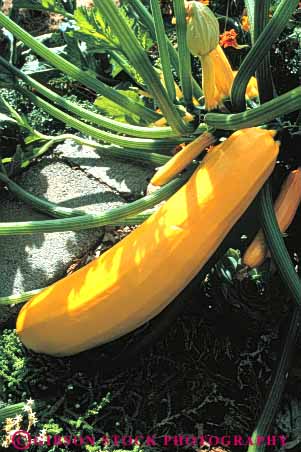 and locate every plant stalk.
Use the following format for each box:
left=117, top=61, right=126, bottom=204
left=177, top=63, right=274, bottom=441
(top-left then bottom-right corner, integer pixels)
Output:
left=0, top=11, right=161, bottom=123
